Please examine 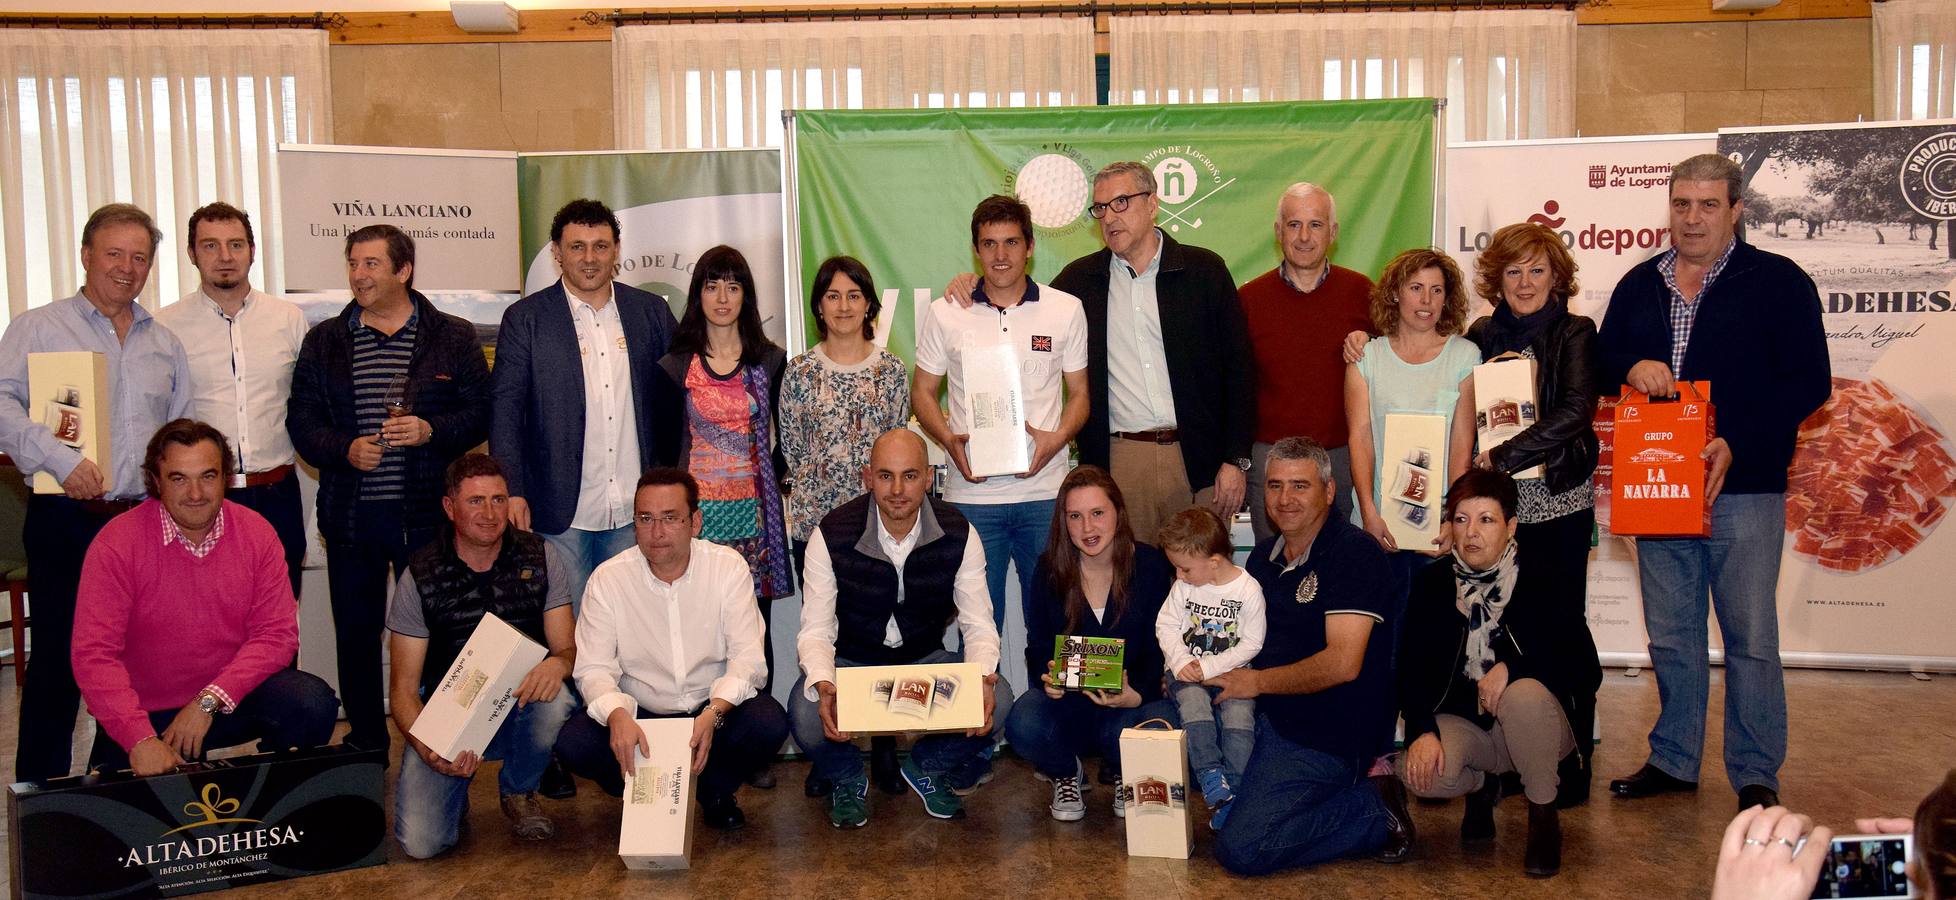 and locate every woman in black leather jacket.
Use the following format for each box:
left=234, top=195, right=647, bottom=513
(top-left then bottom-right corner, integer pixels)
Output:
left=1462, top=222, right=1601, bottom=799
left=1395, top=468, right=1601, bottom=878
